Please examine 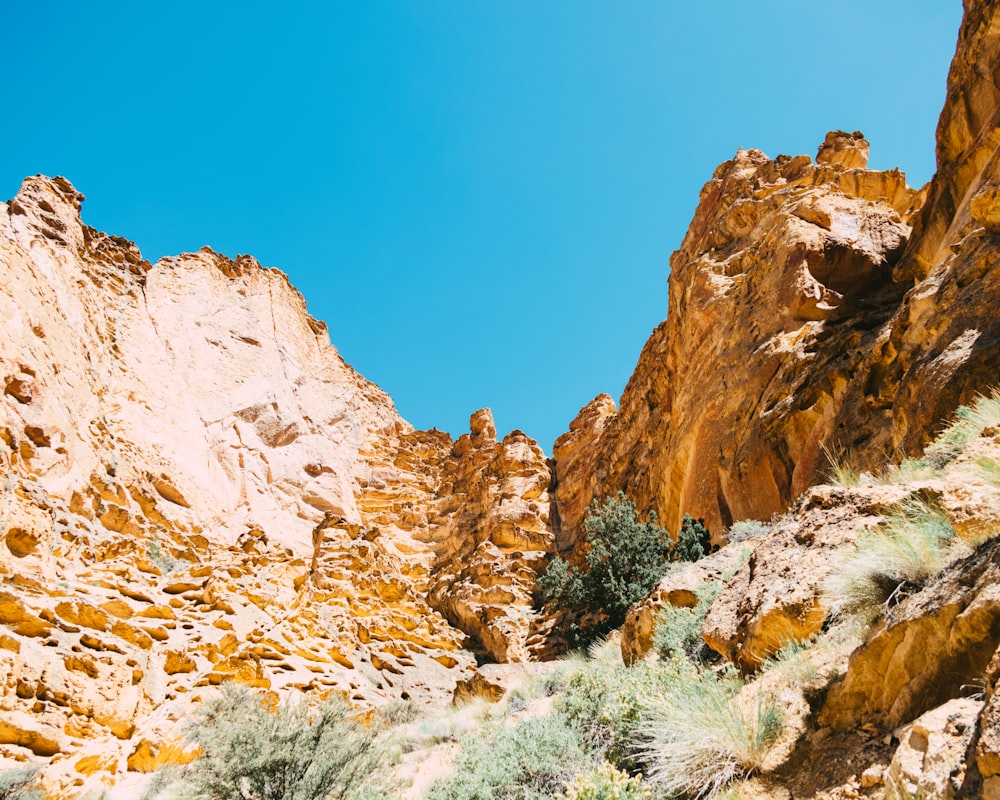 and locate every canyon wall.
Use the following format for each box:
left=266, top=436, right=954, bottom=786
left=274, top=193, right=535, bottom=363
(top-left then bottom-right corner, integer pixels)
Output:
left=554, top=1, right=1000, bottom=545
